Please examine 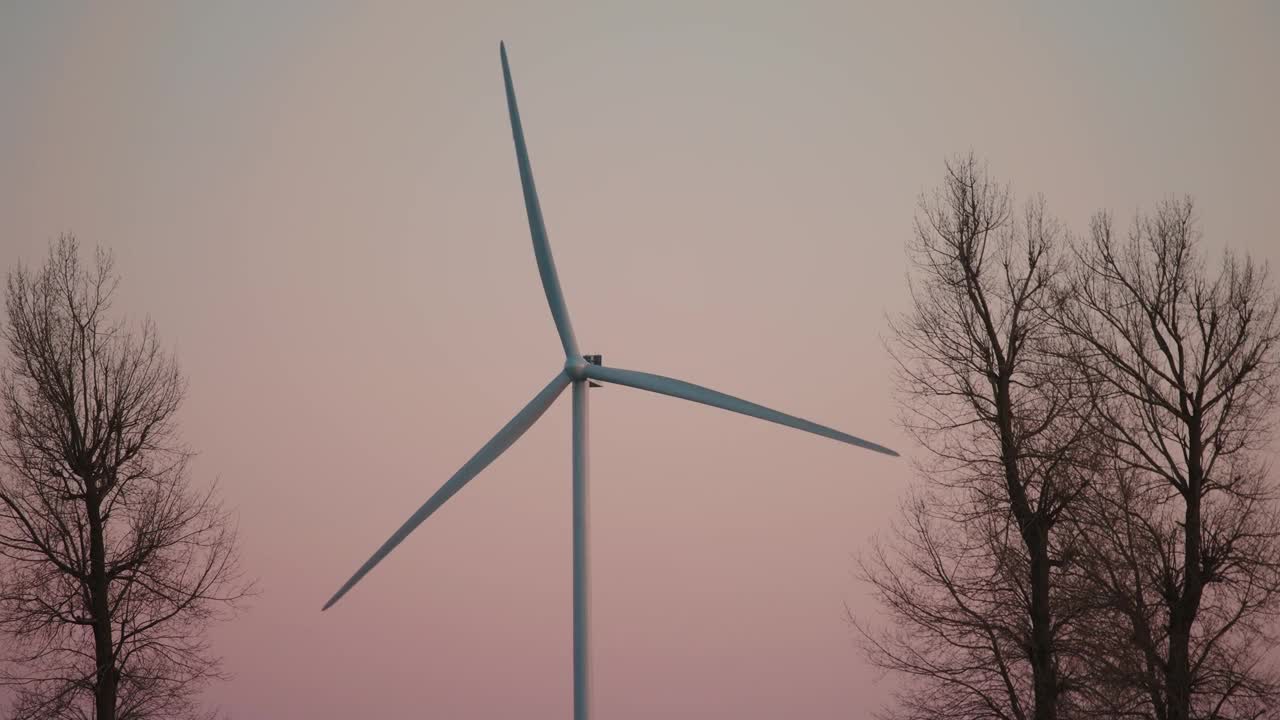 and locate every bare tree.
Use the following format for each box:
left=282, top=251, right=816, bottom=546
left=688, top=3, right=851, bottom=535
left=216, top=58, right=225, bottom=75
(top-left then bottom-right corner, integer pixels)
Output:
left=1058, top=200, right=1280, bottom=720
left=0, top=236, right=252, bottom=720
left=859, top=155, right=1096, bottom=720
